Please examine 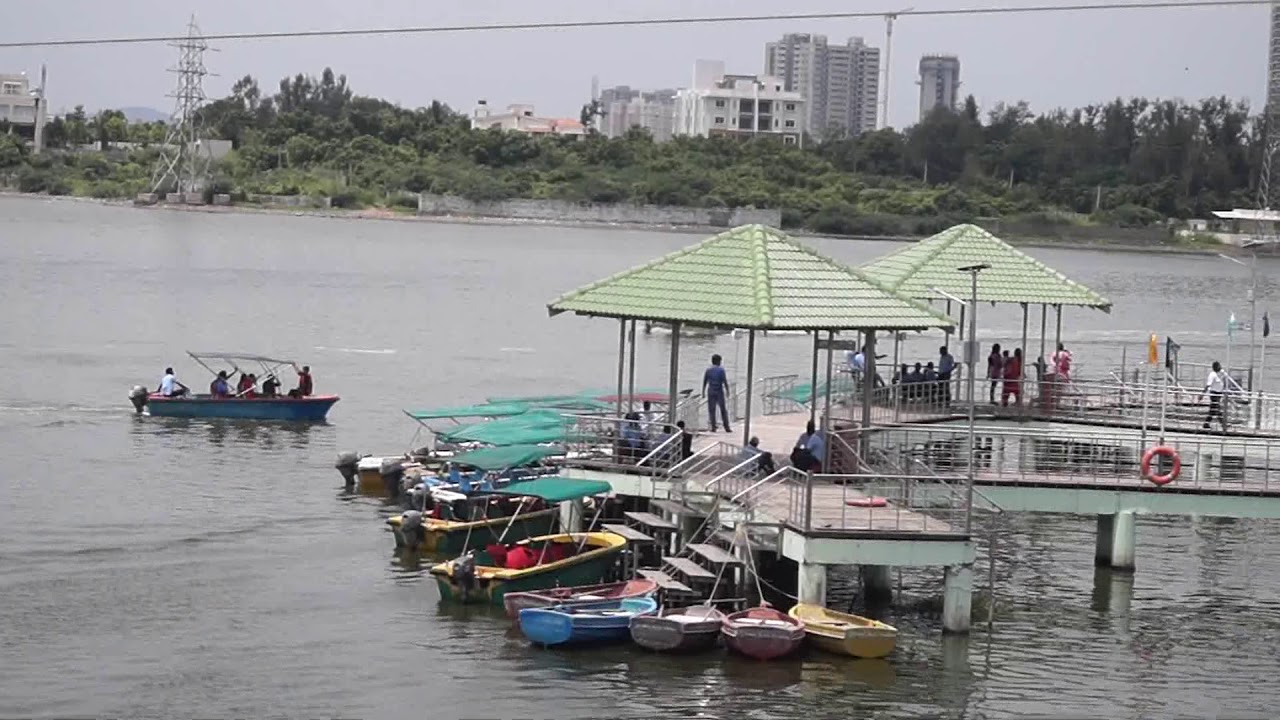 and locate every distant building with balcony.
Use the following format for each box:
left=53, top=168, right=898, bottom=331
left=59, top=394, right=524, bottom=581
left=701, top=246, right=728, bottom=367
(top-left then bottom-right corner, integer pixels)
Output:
left=598, top=86, right=677, bottom=142
left=470, top=101, right=586, bottom=137
left=1, top=71, right=48, bottom=151
left=674, top=60, right=806, bottom=146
